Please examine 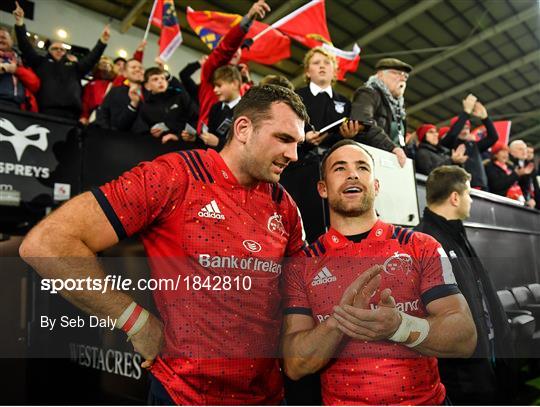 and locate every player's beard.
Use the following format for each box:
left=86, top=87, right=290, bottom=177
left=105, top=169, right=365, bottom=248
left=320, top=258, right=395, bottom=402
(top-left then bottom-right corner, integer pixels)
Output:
left=330, top=183, right=376, bottom=217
